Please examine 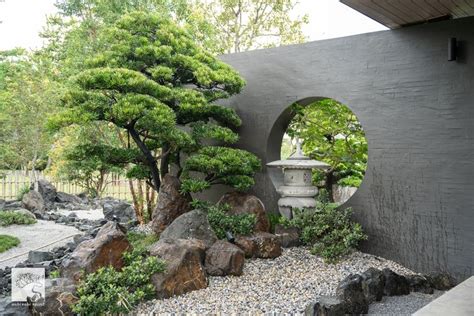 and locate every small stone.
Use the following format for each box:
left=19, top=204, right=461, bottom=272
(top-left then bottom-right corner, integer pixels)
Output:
left=407, top=274, right=434, bottom=294
left=425, top=272, right=456, bottom=290
left=28, top=251, right=53, bottom=263
left=382, top=268, right=410, bottom=296
left=336, top=274, right=368, bottom=314
left=305, top=296, right=347, bottom=316
left=361, top=267, right=385, bottom=302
